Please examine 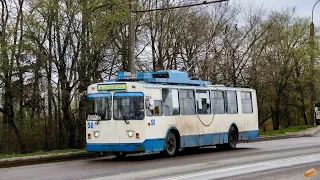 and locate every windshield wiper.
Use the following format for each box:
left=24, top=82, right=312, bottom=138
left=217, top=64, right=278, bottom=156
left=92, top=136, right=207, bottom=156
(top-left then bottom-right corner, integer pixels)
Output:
left=119, top=105, right=130, bottom=124
left=96, top=115, right=102, bottom=124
